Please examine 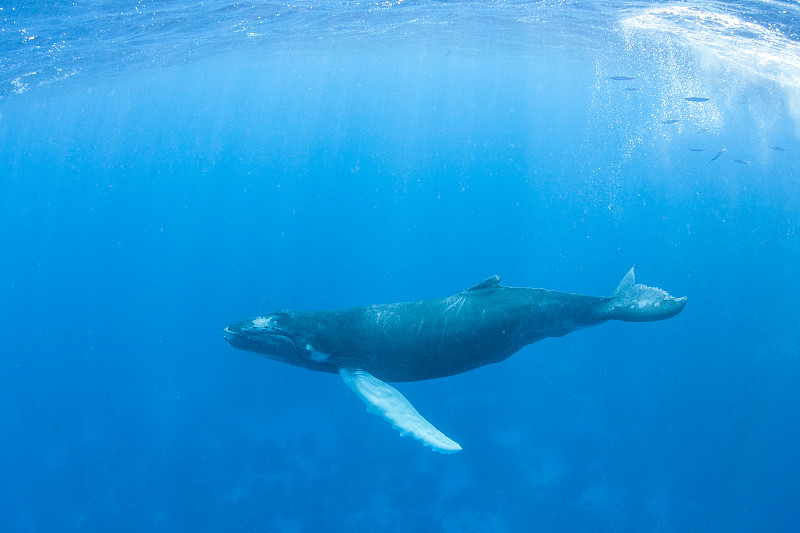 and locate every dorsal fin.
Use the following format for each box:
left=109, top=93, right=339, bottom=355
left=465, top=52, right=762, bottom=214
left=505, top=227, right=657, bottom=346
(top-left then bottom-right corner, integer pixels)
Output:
left=466, top=275, right=501, bottom=292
